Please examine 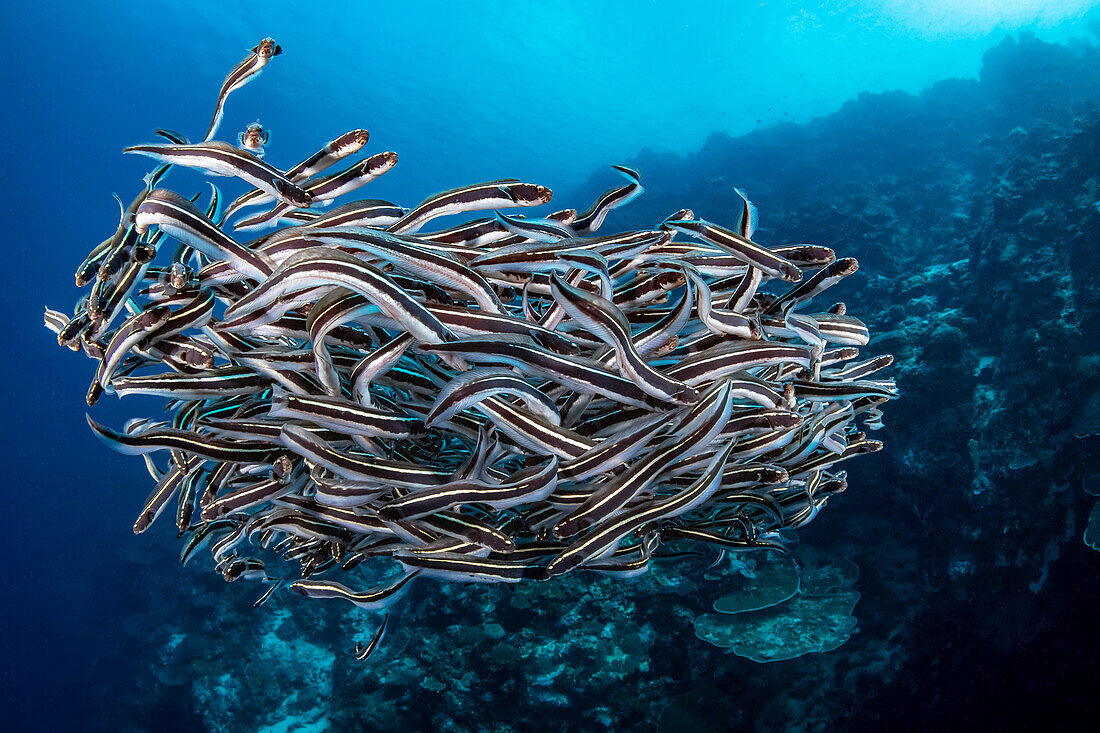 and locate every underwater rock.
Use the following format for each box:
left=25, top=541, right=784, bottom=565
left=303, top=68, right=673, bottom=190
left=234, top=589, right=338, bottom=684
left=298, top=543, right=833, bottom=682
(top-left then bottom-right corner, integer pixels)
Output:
left=1074, top=389, right=1100, bottom=438
left=657, top=684, right=738, bottom=733
left=800, top=557, right=860, bottom=595
left=695, top=587, right=860, bottom=663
